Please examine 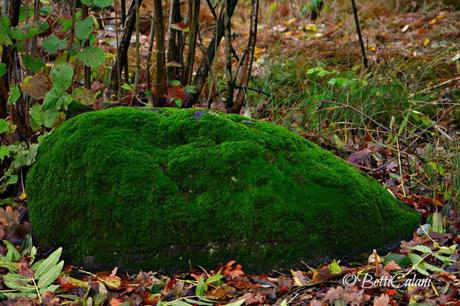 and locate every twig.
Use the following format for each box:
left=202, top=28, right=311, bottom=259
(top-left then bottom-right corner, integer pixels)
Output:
left=414, top=76, right=460, bottom=96
left=130, top=0, right=140, bottom=106
left=350, top=0, right=368, bottom=68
